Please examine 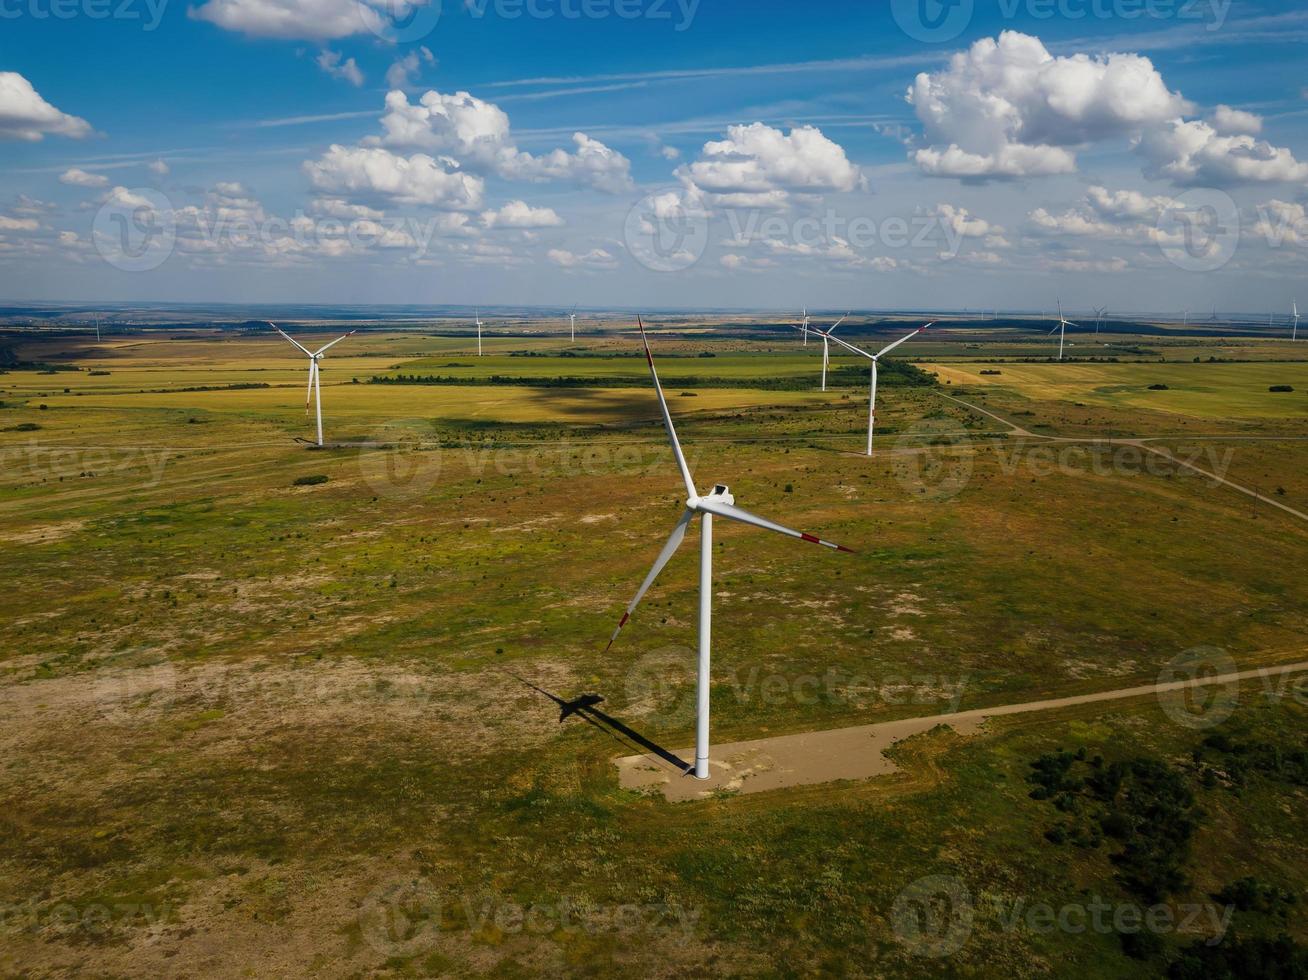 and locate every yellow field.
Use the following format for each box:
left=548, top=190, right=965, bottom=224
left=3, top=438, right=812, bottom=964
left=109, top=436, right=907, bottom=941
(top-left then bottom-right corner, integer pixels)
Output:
left=928, top=360, right=1308, bottom=419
